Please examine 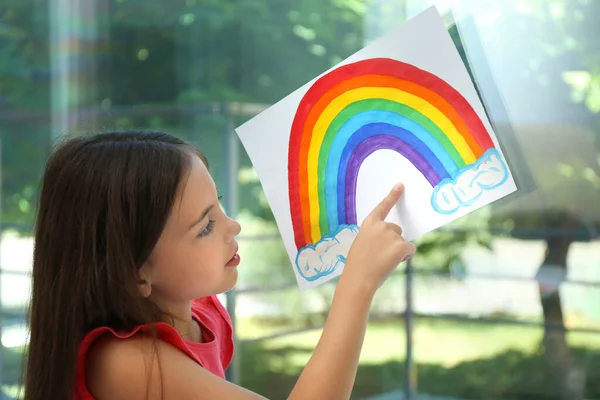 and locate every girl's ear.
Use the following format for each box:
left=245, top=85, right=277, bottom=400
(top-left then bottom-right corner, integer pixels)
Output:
left=138, top=280, right=152, bottom=298
left=138, top=262, right=153, bottom=298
